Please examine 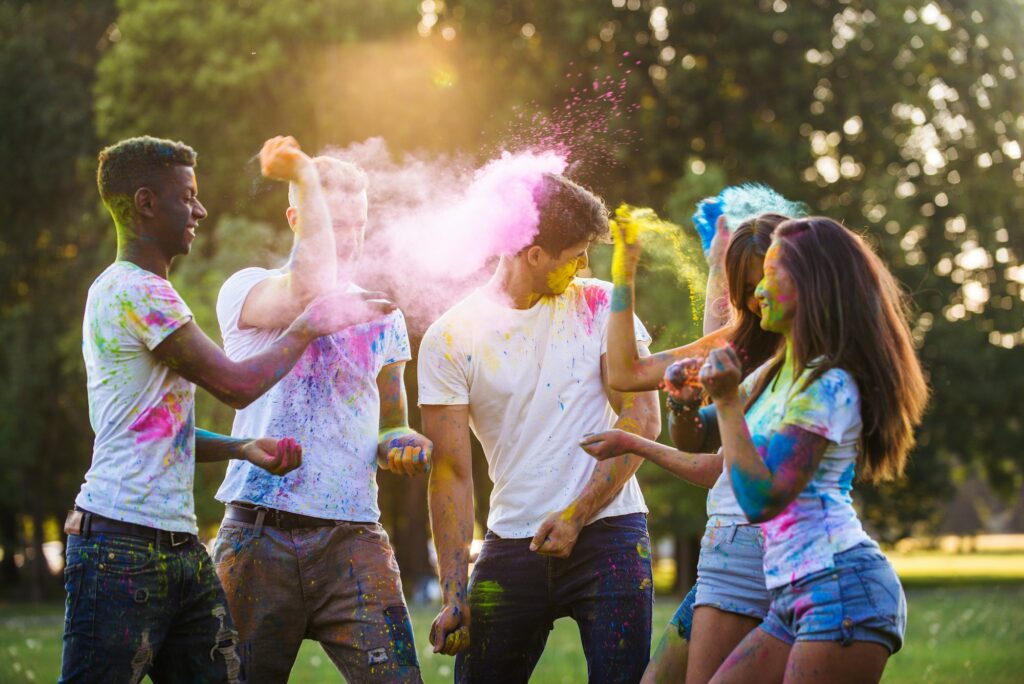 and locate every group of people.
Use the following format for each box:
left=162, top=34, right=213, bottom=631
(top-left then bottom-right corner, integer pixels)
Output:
left=61, top=132, right=927, bottom=684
